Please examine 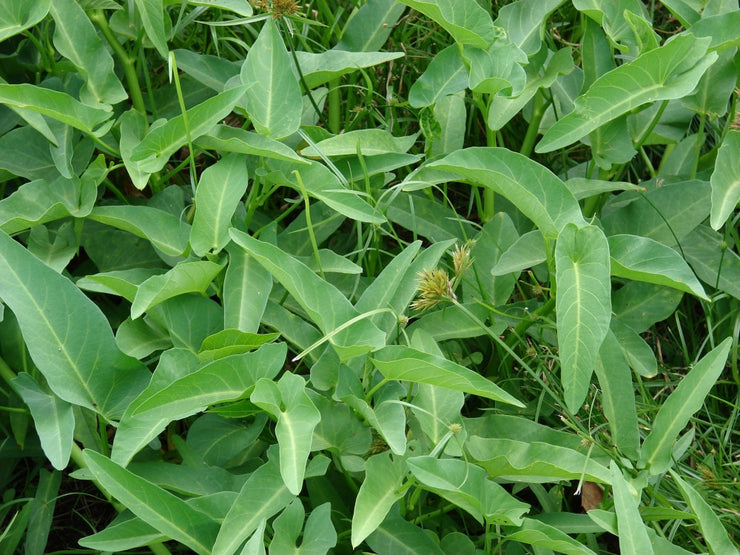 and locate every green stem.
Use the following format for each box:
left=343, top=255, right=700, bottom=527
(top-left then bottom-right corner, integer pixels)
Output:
left=328, top=78, right=341, bottom=134
left=633, top=100, right=668, bottom=151
left=293, top=170, right=324, bottom=279
left=0, top=355, right=17, bottom=386
left=519, top=90, right=546, bottom=158
left=90, top=10, right=147, bottom=116
left=169, top=52, right=198, bottom=194
left=690, top=113, right=706, bottom=180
